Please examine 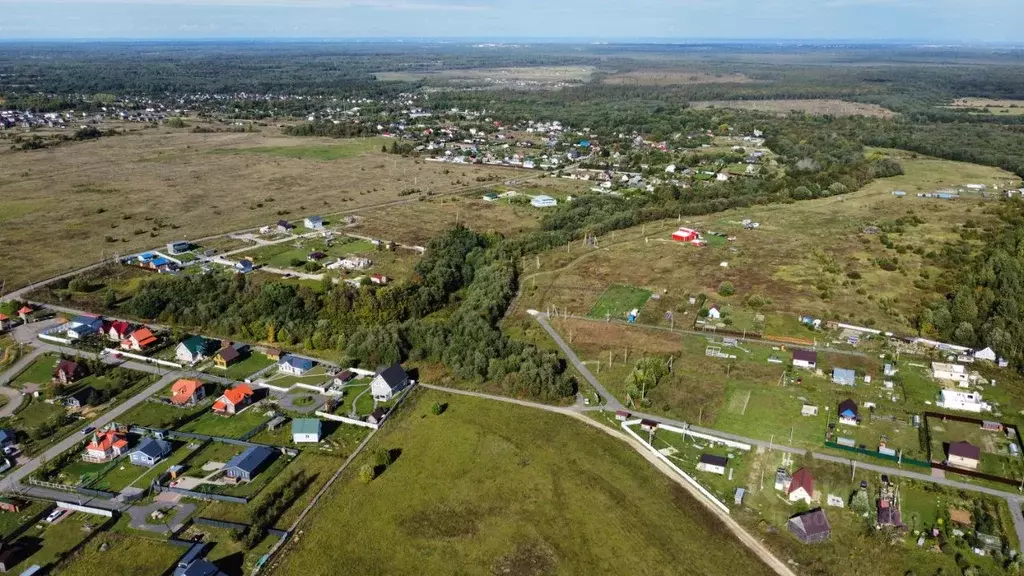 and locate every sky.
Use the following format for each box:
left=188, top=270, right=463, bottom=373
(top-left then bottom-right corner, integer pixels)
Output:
left=1, top=0, right=1022, bottom=42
